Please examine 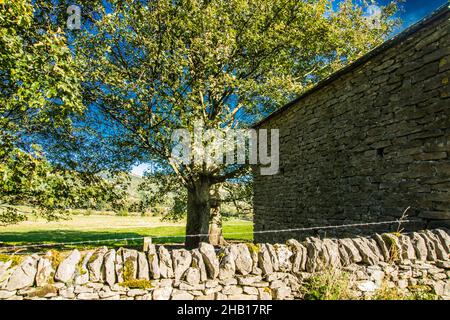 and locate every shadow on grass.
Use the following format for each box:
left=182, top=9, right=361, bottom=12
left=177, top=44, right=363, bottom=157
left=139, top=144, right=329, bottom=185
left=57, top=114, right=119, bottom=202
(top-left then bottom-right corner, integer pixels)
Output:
left=0, top=224, right=253, bottom=253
